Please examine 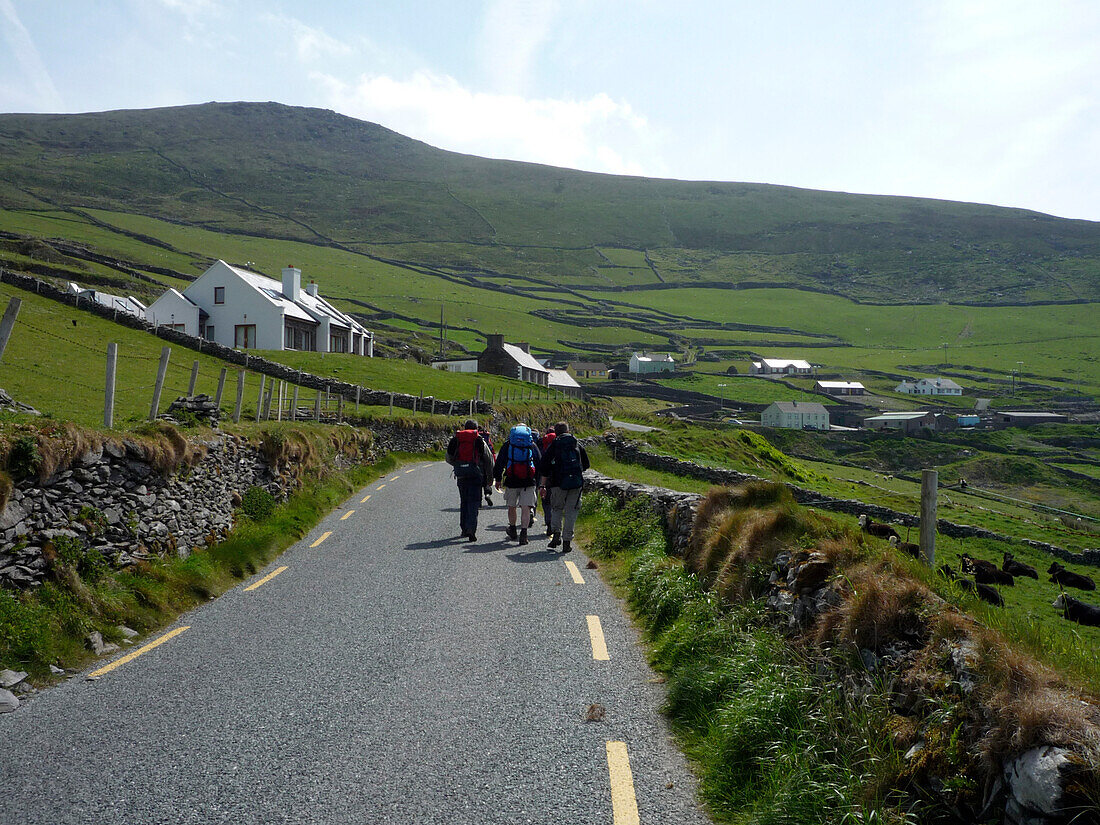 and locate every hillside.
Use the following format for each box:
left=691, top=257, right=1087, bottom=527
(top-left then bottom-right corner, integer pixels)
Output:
left=2, top=102, right=1099, bottom=306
